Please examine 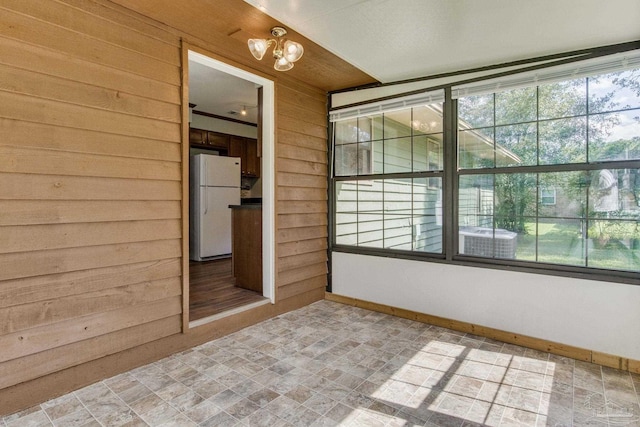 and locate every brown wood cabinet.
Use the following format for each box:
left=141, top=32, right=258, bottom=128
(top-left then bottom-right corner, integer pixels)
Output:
left=189, top=128, right=207, bottom=146
left=245, top=138, right=260, bottom=178
left=189, top=128, right=229, bottom=152
left=231, top=205, right=262, bottom=293
left=207, top=131, right=230, bottom=150
left=228, top=135, right=243, bottom=159
left=229, top=136, right=260, bottom=178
